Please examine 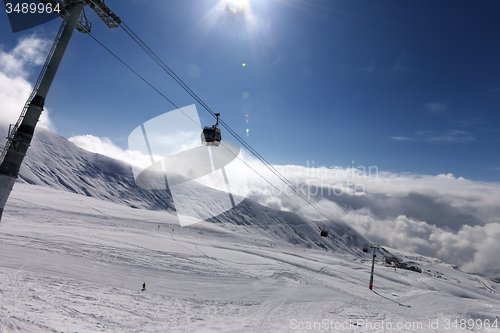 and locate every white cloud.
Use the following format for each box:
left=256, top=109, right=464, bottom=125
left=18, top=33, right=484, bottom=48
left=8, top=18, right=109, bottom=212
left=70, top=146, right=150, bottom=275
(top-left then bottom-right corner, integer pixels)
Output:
left=68, top=134, right=156, bottom=171
left=344, top=213, right=500, bottom=278
left=242, top=163, right=500, bottom=277
left=421, top=129, right=474, bottom=143
left=0, top=71, right=32, bottom=134
left=392, top=129, right=475, bottom=143
left=424, top=102, right=448, bottom=114
left=390, top=136, right=415, bottom=141
left=0, top=35, right=54, bottom=135
left=0, top=34, right=50, bottom=78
